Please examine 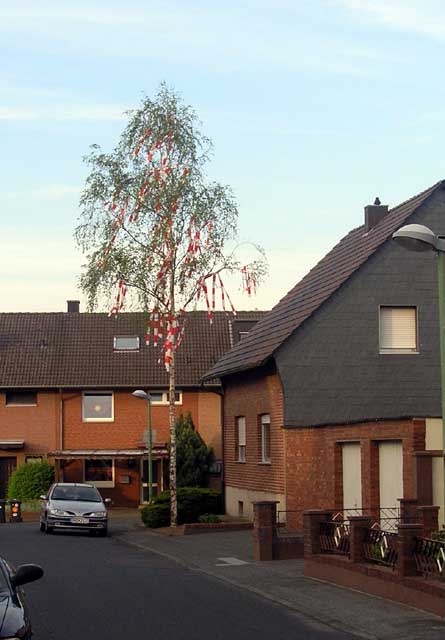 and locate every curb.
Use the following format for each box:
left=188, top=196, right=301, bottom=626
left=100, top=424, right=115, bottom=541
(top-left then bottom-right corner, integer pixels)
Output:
left=114, top=533, right=373, bottom=640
